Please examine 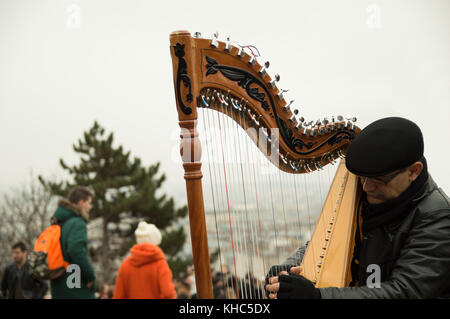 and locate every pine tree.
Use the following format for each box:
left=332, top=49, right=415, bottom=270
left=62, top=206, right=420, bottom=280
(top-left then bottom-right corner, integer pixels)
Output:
left=39, top=121, right=188, bottom=285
